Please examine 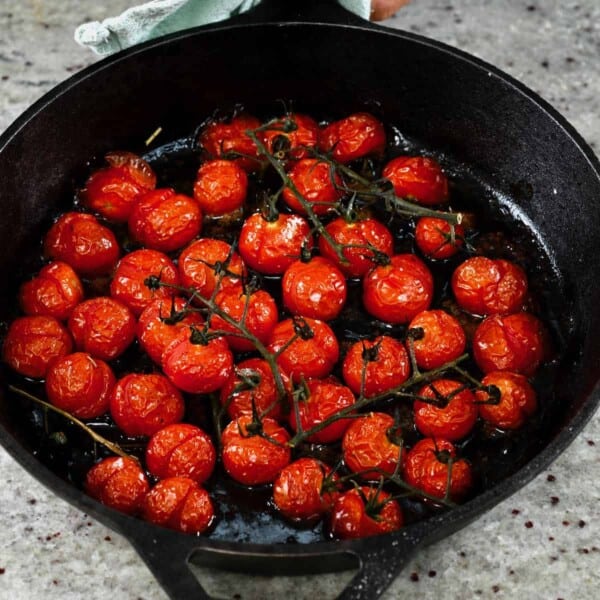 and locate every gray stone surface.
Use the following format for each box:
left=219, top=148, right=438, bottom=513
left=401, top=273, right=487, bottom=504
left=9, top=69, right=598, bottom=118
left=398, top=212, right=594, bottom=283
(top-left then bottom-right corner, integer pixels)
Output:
left=0, top=1, right=599, bottom=599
